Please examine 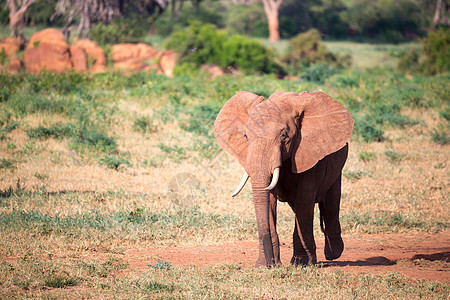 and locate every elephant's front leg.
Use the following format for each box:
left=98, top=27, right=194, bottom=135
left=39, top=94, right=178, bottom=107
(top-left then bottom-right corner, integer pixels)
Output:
left=256, top=191, right=281, bottom=267
left=291, top=198, right=317, bottom=266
